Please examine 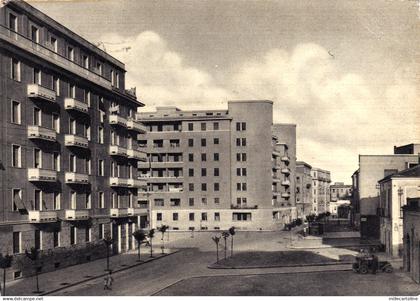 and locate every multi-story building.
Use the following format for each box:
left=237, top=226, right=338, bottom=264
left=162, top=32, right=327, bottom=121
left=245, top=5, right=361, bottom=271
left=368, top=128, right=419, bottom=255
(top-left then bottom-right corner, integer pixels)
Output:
left=136, top=101, right=297, bottom=231
left=351, top=147, right=419, bottom=239
left=295, top=161, right=312, bottom=218
left=0, top=0, right=147, bottom=279
left=402, top=196, right=420, bottom=284
left=378, top=165, right=420, bottom=257
left=311, top=168, right=331, bottom=215
left=329, top=182, right=352, bottom=217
